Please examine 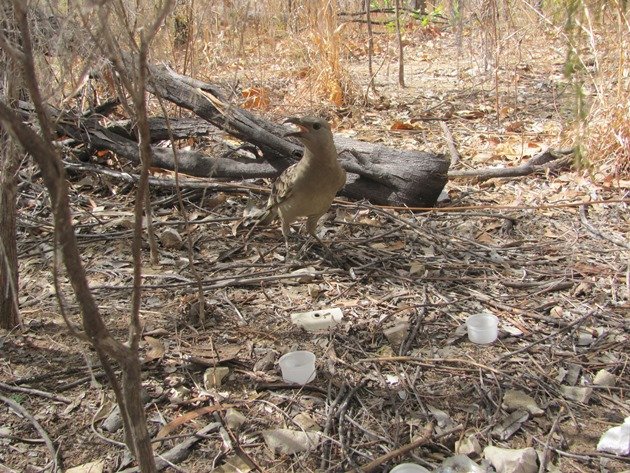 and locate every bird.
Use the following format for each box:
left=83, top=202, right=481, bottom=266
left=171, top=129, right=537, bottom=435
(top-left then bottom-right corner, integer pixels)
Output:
left=258, top=116, right=346, bottom=252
